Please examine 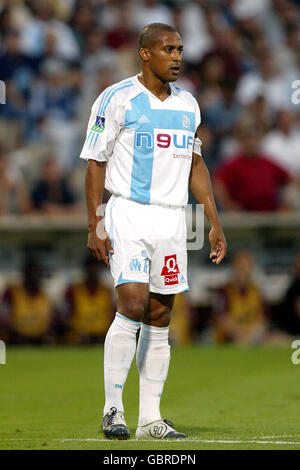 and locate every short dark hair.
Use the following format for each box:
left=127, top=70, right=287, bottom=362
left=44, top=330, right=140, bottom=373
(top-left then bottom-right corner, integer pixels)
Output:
left=138, top=23, right=178, bottom=50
